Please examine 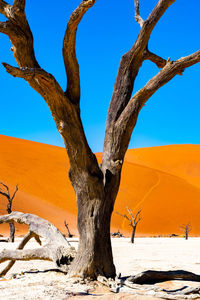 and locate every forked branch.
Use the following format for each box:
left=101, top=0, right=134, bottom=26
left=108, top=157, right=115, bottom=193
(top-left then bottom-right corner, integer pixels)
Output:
left=103, top=0, right=177, bottom=169
left=115, top=49, right=200, bottom=150
left=116, top=207, right=141, bottom=228
left=0, top=1, right=100, bottom=178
